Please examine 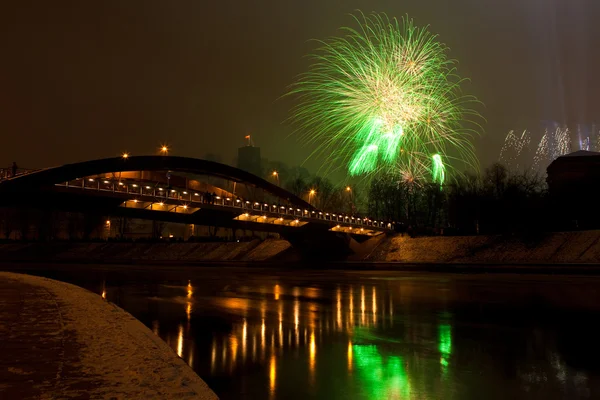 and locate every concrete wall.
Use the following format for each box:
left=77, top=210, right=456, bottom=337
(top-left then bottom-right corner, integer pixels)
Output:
left=383, top=231, right=600, bottom=264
